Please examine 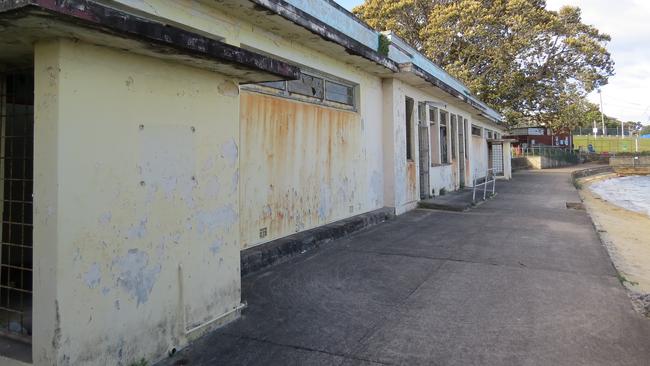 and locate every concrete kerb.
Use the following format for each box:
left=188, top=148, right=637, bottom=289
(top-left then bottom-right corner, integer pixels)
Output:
left=571, top=166, right=650, bottom=317
left=241, top=207, right=395, bottom=276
